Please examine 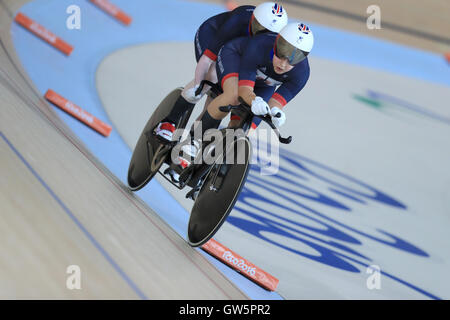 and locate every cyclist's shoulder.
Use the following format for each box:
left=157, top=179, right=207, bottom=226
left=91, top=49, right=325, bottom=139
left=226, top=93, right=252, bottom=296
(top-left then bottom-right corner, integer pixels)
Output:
left=289, top=58, right=311, bottom=81
left=295, top=57, right=310, bottom=72
left=238, top=34, right=276, bottom=64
